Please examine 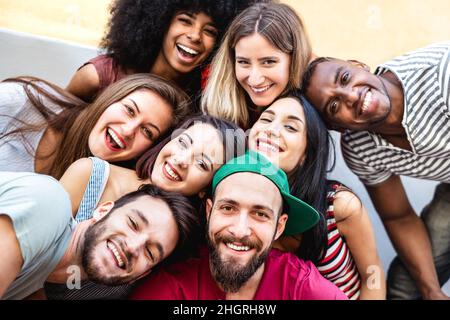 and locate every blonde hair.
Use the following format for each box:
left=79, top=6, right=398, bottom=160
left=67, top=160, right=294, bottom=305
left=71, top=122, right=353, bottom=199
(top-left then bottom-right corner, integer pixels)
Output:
left=202, top=2, right=312, bottom=128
